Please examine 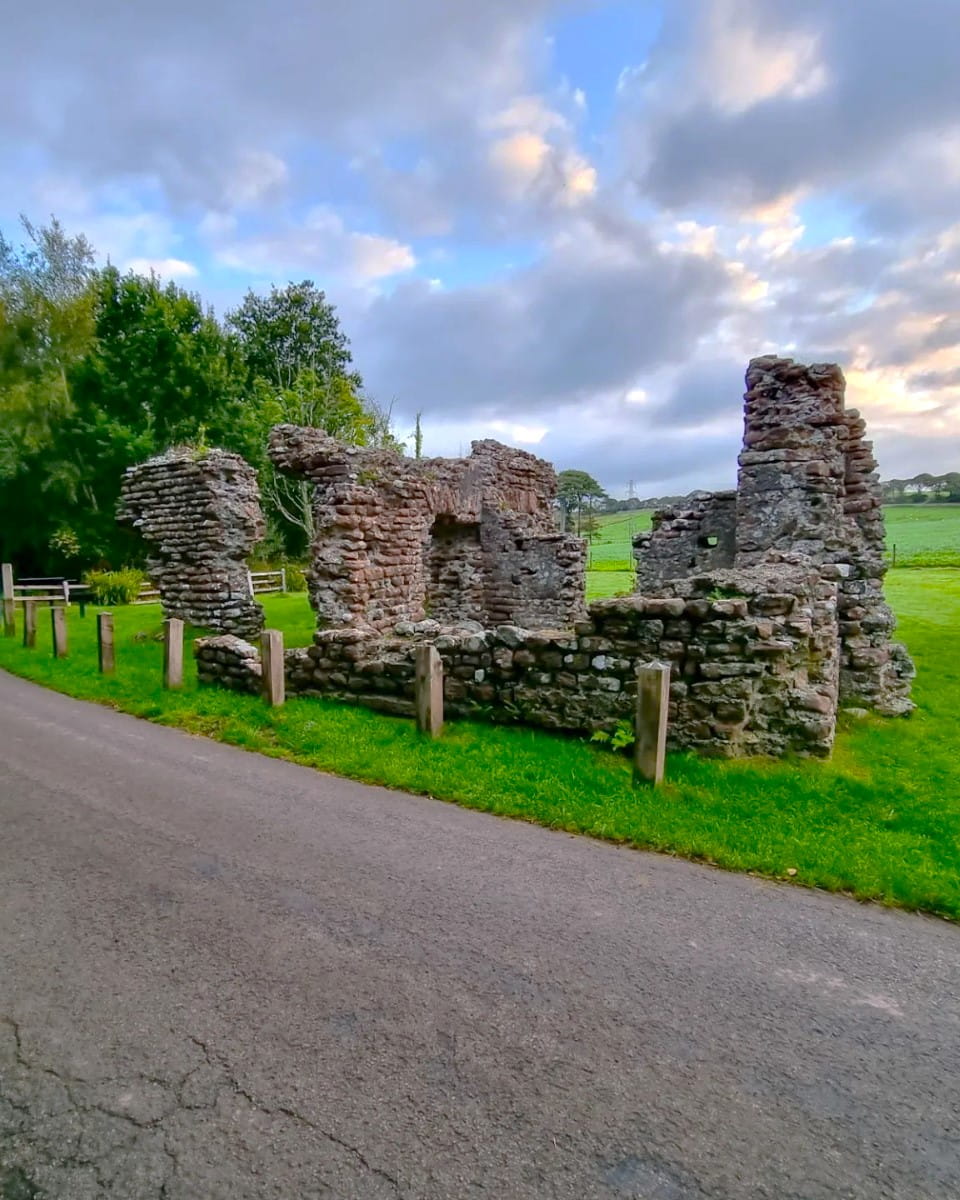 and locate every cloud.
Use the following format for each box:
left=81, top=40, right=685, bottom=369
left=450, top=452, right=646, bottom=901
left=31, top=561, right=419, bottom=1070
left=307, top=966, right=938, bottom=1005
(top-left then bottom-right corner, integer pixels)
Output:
left=354, top=211, right=731, bottom=418
left=0, top=0, right=560, bottom=209
left=212, top=207, right=415, bottom=284
left=124, top=257, right=198, bottom=279
left=630, top=0, right=960, bottom=214
left=3, top=0, right=959, bottom=499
